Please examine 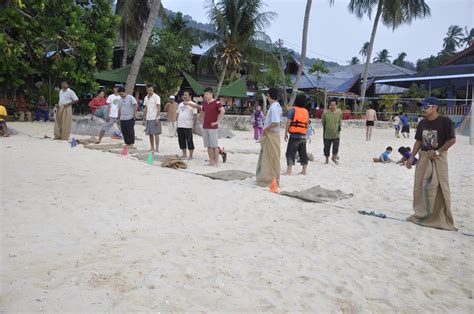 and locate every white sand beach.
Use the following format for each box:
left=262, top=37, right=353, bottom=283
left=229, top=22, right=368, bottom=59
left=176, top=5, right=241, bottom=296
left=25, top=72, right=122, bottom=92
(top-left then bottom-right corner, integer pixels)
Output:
left=1, top=121, right=473, bottom=312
